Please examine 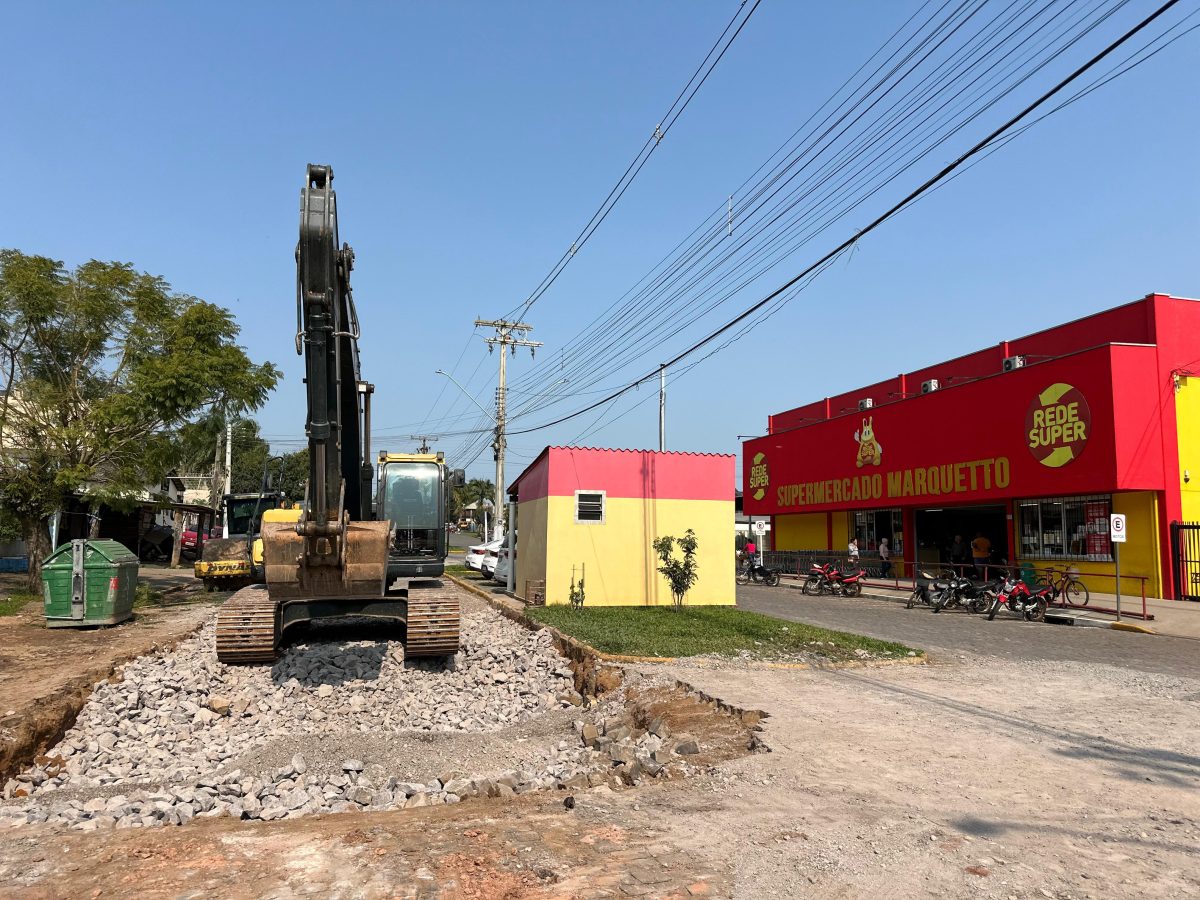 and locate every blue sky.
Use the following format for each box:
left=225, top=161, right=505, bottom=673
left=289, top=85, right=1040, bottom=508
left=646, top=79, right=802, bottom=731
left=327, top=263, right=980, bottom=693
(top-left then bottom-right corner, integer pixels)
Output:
left=3, top=1, right=1197, bottom=485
